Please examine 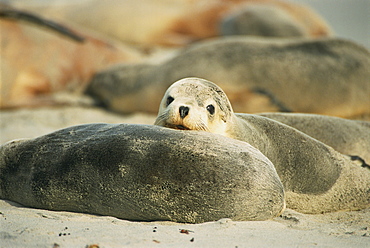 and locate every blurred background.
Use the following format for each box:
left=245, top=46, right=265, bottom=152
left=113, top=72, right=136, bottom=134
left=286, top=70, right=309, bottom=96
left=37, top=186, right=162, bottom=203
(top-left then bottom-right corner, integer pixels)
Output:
left=292, top=0, right=369, bottom=49
left=1, top=0, right=369, bottom=144
left=2, top=0, right=368, bottom=49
